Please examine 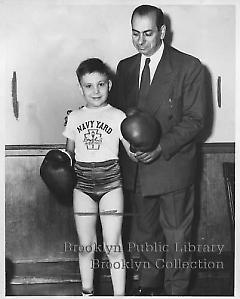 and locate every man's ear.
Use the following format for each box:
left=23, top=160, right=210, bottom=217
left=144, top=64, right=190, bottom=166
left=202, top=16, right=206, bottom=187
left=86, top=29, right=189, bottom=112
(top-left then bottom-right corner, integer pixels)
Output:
left=108, top=80, right=112, bottom=91
left=160, top=24, right=166, bottom=40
